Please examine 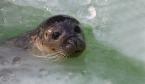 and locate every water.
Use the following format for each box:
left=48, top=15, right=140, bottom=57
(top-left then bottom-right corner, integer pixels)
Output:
left=94, top=0, right=145, bottom=61
left=0, top=0, right=145, bottom=84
